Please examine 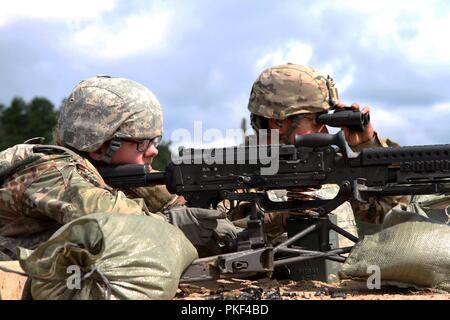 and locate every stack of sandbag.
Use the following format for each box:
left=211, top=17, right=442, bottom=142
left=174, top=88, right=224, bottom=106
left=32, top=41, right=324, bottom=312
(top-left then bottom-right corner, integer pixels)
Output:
left=17, top=212, right=198, bottom=300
